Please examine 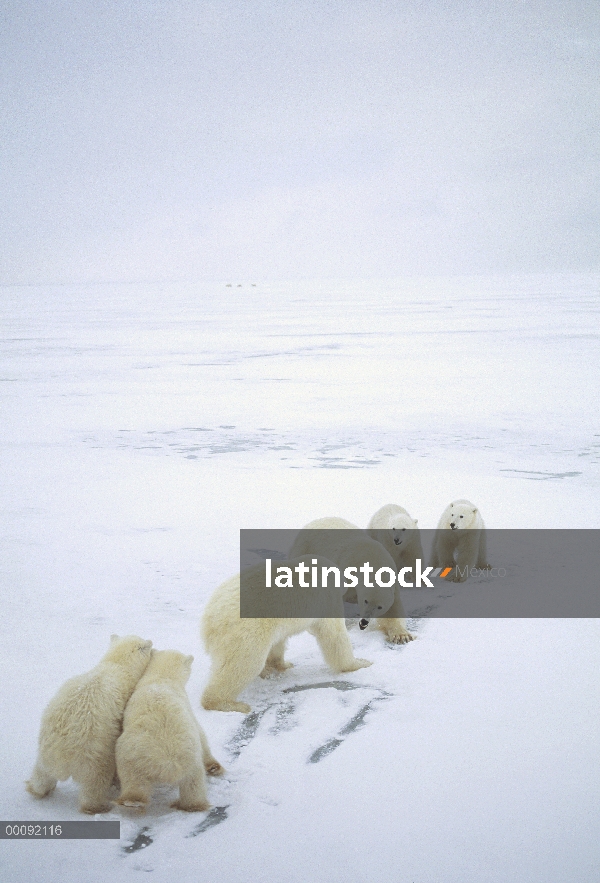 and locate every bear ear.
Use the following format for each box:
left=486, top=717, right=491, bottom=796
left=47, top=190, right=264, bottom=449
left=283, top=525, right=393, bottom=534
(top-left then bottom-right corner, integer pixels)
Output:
left=110, top=634, right=120, bottom=644
left=472, top=508, right=478, bottom=514
left=414, top=519, right=418, bottom=525
left=185, top=655, right=194, bottom=665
